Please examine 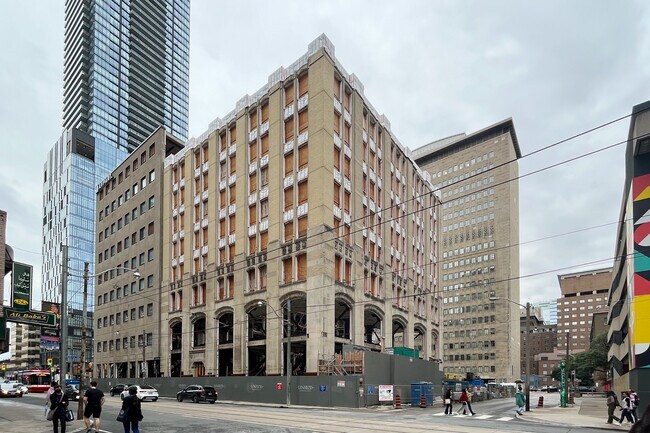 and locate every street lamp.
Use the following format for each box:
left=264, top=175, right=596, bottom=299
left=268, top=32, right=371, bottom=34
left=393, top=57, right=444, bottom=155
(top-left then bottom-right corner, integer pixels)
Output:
left=257, top=299, right=291, bottom=407
left=69, top=263, right=139, bottom=419
left=490, top=296, right=531, bottom=412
